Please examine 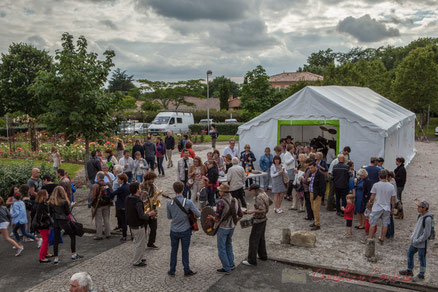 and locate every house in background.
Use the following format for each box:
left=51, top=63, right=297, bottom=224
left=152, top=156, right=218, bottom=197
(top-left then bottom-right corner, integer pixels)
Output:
left=167, top=96, right=220, bottom=111
left=269, top=72, right=323, bottom=90
left=228, top=95, right=242, bottom=110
